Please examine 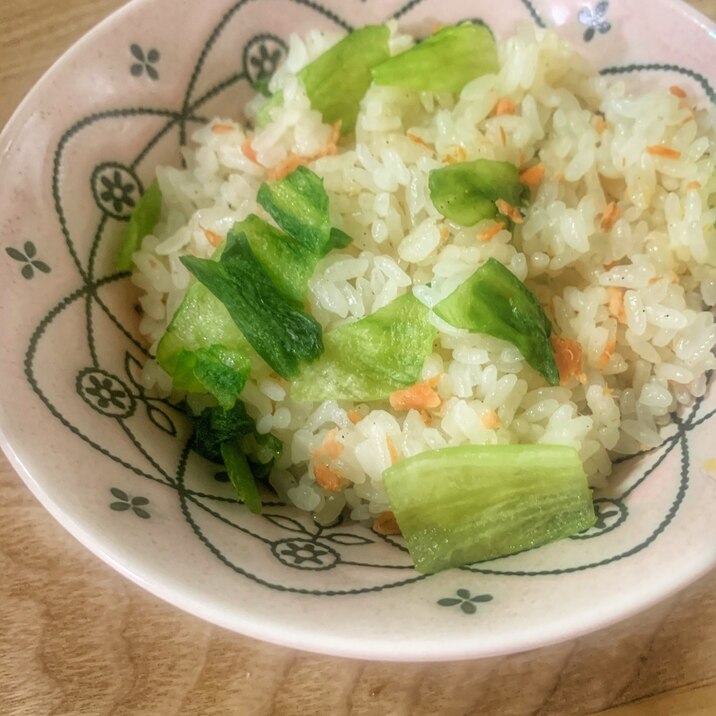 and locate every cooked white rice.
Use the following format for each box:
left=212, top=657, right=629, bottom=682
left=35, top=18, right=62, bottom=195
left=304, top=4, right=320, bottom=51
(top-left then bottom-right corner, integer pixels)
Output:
left=132, top=23, right=716, bottom=526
